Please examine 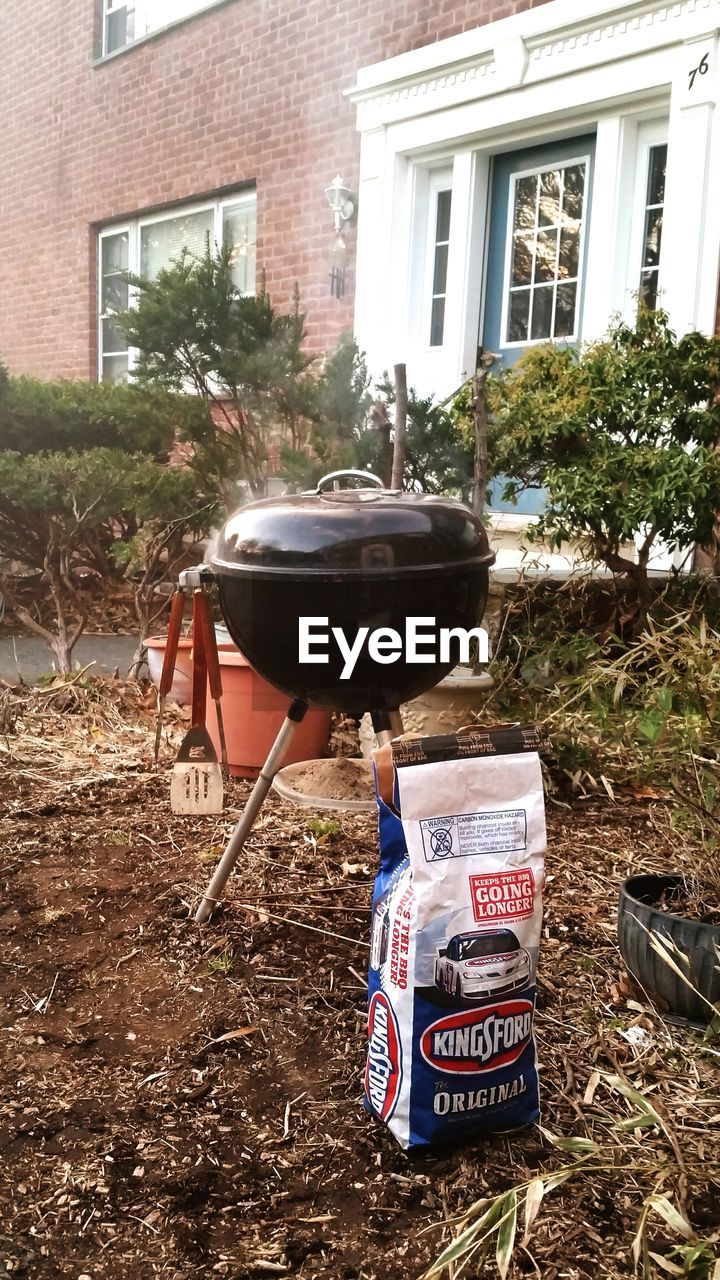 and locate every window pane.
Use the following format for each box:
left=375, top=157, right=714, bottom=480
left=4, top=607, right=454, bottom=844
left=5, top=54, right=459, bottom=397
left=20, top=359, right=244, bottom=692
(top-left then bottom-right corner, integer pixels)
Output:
left=508, top=290, right=530, bottom=342
left=101, top=232, right=129, bottom=311
left=223, top=199, right=257, bottom=293
left=102, top=316, right=128, bottom=354
left=561, top=164, right=585, bottom=222
left=537, top=170, right=560, bottom=227
left=558, top=227, right=579, bottom=280
left=101, top=230, right=128, bottom=276
left=637, top=144, right=667, bottom=313
left=140, top=208, right=213, bottom=279
left=534, top=229, right=557, bottom=283
left=504, top=157, right=587, bottom=346
left=430, top=297, right=446, bottom=347
left=646, top=144, right=667, bottom=207
left=511, top=232, right=533, bottom=286
left=428, top=188, right=452, bottom=346
left=432, top=243, right=449, bottom=295
left=530, top=286, right=553, bottom=340
left=513, top=176, right=537, bottom=230
left=554, top=282, right=577, bottom=337
left=435, top=189, right=452, bottom=242
left=105, top=5, right=134, bottom=53
left=639, top=269, right=659, bottom=311
left=102, top=354, right=130, bottom=383
left=642, top=208, right=663, bottom=269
